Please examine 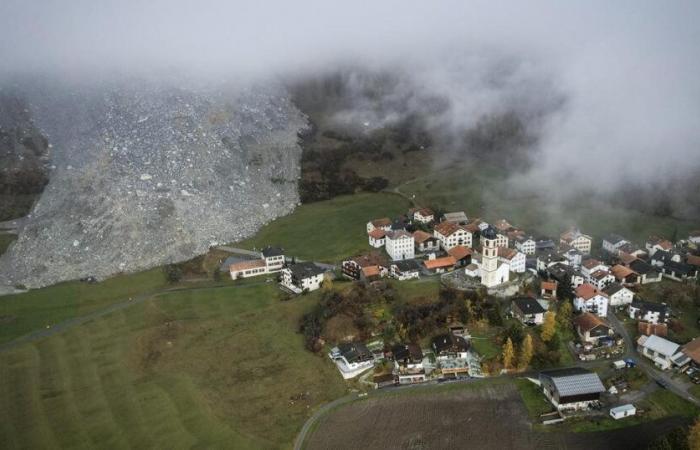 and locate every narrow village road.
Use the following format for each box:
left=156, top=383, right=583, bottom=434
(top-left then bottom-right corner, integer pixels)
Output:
left=606, top=312, right=700, bottom=406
